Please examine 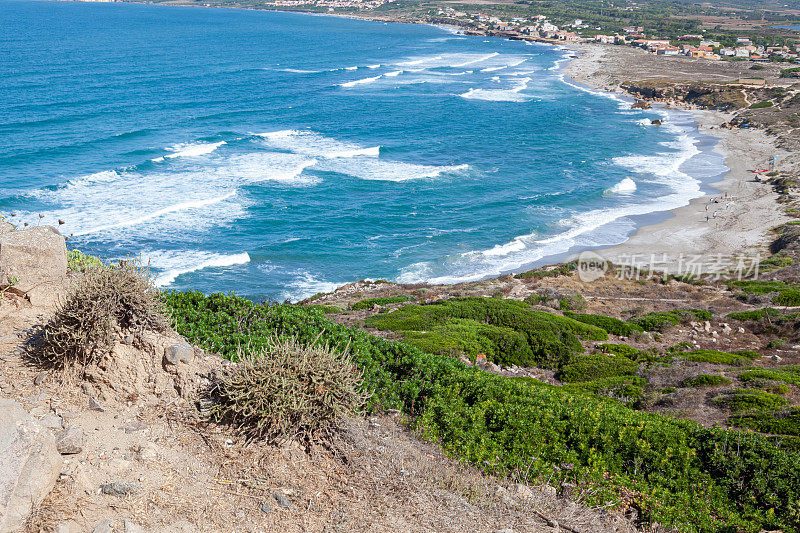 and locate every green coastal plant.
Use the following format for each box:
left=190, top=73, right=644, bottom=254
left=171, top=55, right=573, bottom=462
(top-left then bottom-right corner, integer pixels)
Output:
left=681, top=374, right=731, bottom=387
left=351, top=294, right=416, bottom=310
left=633, top=309, right=711, bottom=332
left=565, top=313, right=643, bottom=337
left=163, top=291, right=800, bottom=531
left=67, top=249, right=104, bottom=272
